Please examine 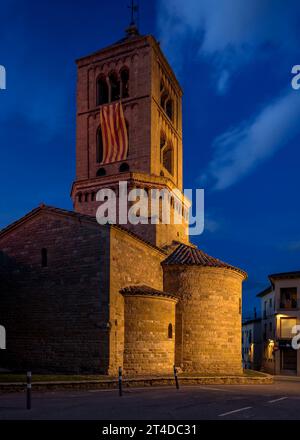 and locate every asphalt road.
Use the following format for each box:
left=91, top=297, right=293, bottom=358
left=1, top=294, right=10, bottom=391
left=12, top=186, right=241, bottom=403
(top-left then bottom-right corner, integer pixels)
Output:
left=1, top=380, right=300, bottom=420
